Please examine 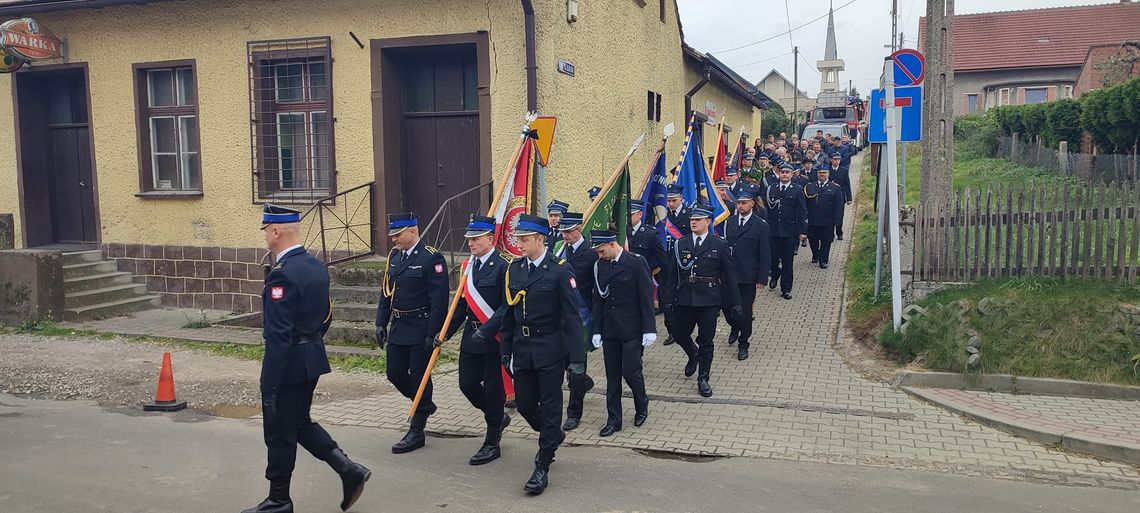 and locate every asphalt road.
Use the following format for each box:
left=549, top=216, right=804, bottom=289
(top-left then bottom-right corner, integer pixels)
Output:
left=1, top=394, right=1136, bottom=513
